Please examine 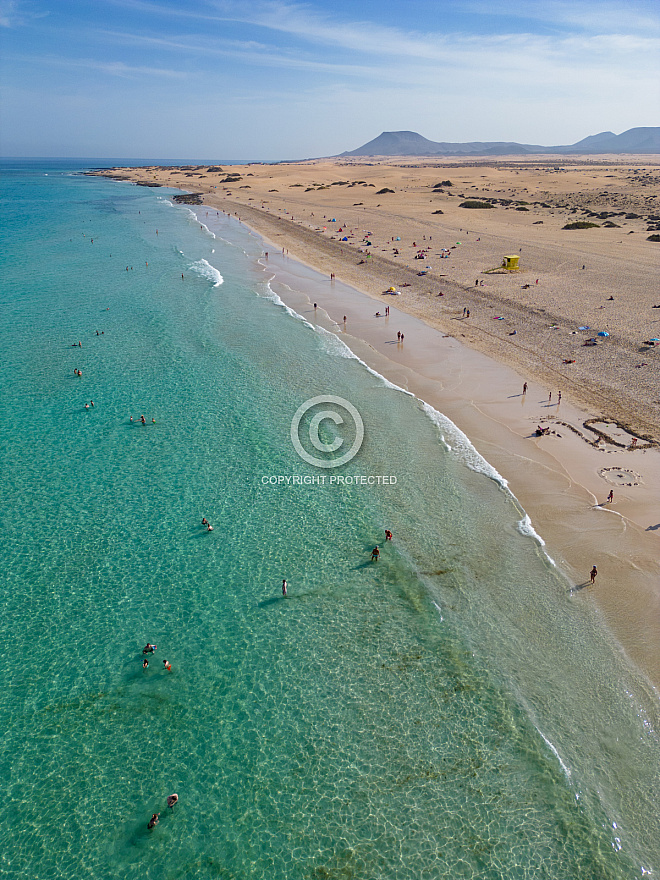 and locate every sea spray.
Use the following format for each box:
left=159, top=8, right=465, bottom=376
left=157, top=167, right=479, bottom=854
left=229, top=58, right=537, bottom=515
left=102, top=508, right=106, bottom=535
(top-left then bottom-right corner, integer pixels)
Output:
left=190, top=257, right=224, bottom=286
